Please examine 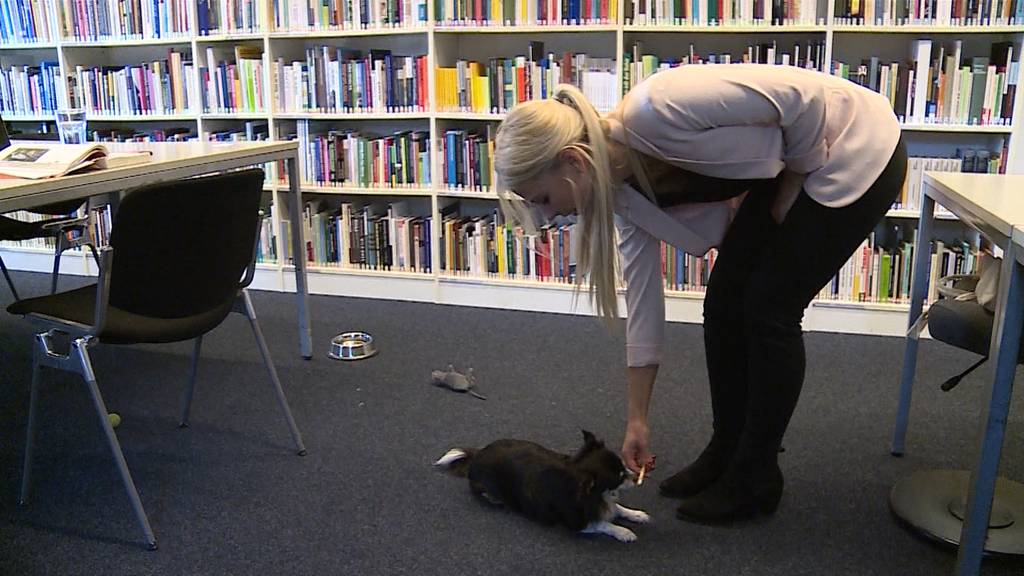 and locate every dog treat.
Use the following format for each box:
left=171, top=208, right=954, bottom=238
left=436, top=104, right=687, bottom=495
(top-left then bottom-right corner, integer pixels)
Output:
left=637, top=465, right=646, bottom=486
